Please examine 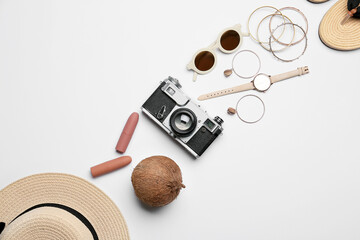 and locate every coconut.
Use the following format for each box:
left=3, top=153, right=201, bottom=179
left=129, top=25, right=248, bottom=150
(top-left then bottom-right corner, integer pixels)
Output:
left=131, top=156, right=185, bottom=207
